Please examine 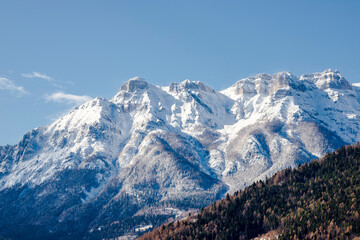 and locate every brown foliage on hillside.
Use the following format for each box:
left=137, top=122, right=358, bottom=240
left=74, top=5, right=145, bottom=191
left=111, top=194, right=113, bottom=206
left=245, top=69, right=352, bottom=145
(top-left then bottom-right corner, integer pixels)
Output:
left=139, top=143, right=360, bottom=240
